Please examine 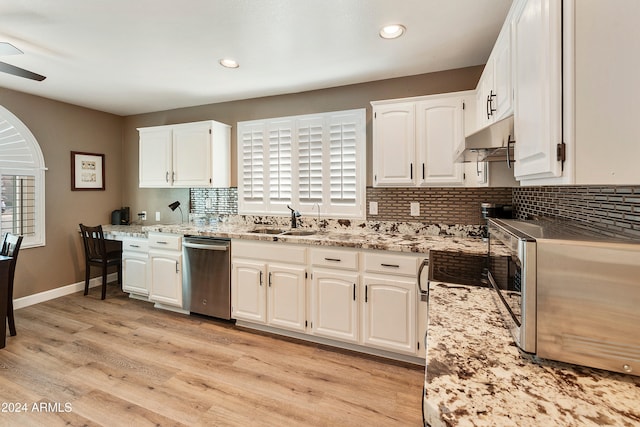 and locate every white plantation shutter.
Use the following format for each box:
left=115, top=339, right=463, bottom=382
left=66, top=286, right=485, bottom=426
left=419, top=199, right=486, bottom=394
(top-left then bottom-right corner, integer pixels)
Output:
left=240, top=124, right=264, bottom=201
left=0, top=105, right=46, bottom=248
left=237, top=109, right=365, bottom=218
left=297, top=118, right=324, bottom=203
left=329, top=119, right=358, bottom=203
left=268, top=121, right=292, bottom=202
